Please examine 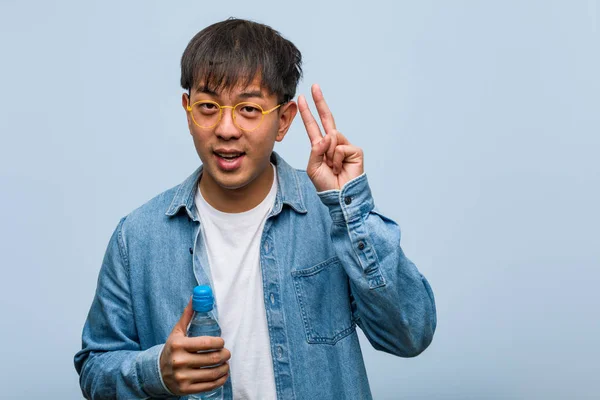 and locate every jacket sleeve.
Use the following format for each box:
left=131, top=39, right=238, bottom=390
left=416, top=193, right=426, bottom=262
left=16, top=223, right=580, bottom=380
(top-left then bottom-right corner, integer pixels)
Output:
left=74, top=218, right=174, bottom=399
left=318, top=174, right=437, bottom=357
